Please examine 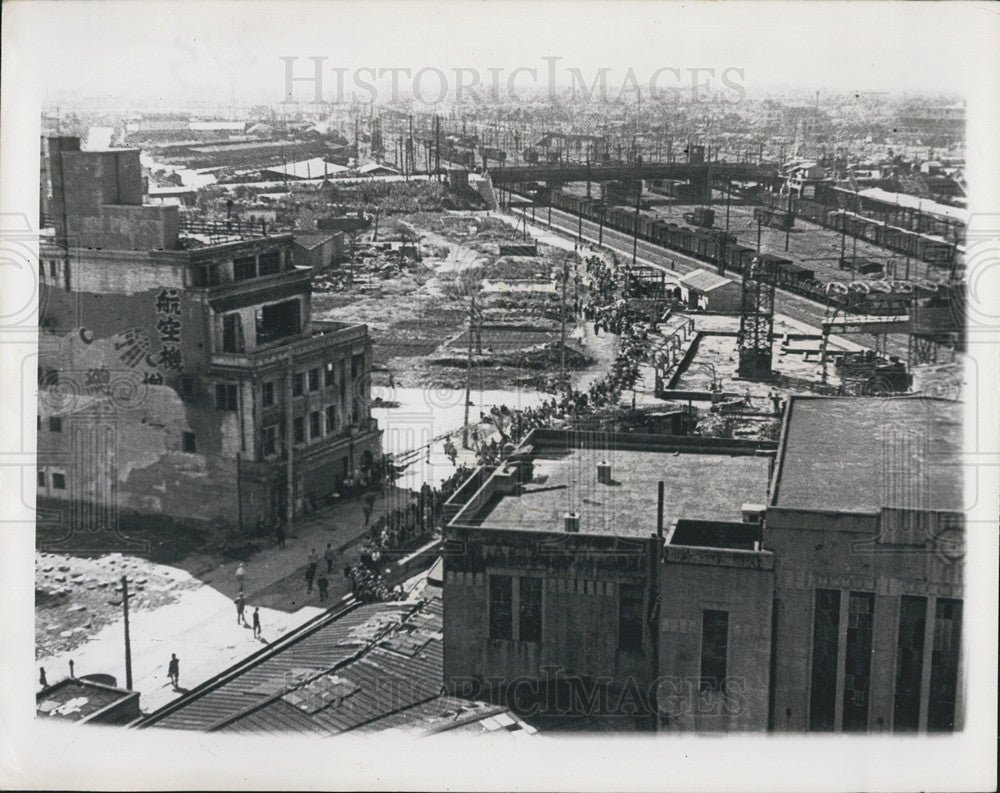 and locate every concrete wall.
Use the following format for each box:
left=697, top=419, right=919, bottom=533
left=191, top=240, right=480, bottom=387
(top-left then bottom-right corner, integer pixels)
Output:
left=658, top=548, right=775, bottom=732
left=764, top=507, right=963, bottom=732
left=443, top=526, right=658, bottom=717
